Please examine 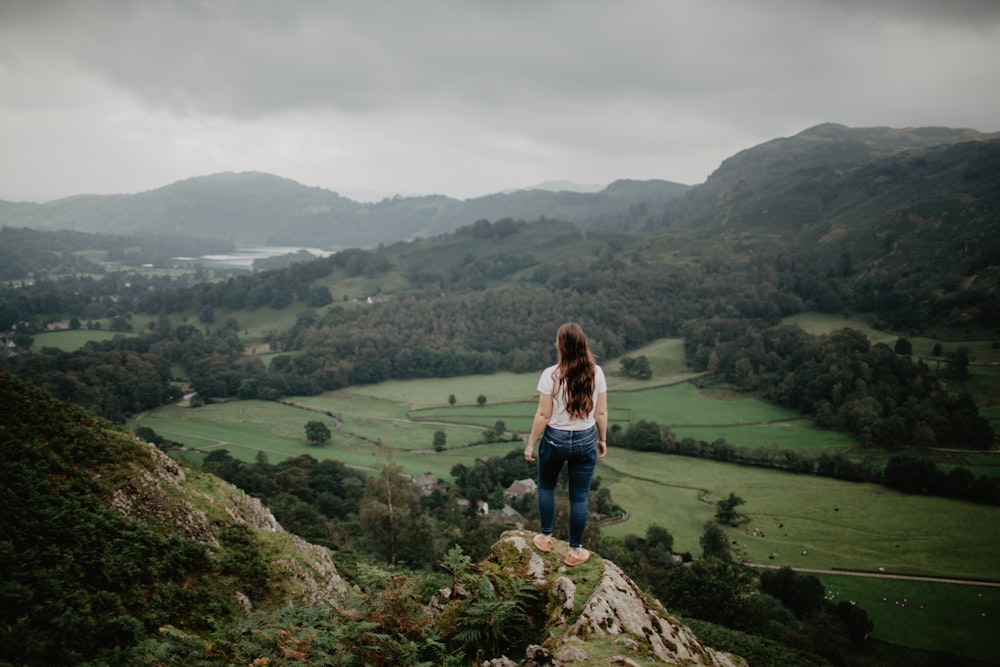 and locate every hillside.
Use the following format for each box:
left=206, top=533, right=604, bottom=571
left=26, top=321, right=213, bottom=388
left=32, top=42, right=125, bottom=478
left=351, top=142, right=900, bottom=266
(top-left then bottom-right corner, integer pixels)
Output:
left=667, top=124, right=1000, bottom=279
left=0, top=172, right=689, bottom=249
left=0, top=368, right=349, bottom=665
